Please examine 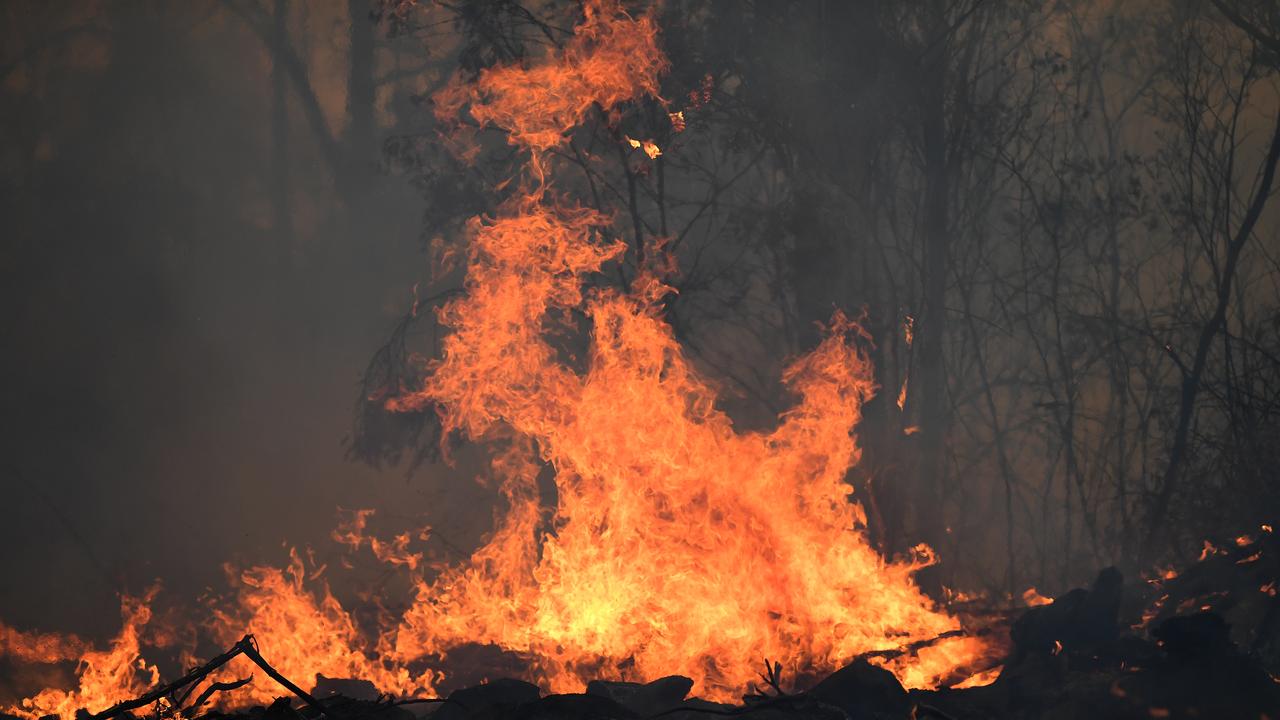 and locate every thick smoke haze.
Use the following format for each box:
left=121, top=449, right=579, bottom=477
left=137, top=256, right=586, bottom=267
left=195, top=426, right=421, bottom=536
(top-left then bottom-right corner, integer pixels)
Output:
left=0, top=1, right=492, bottom=644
